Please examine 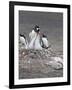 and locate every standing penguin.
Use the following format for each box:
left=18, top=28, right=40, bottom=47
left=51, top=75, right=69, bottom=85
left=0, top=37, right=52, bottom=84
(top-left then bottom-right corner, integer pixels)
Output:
left=40, top=34, right=49, bottom=49
left=29, top=25, right=42, bottom=50
left=29, top=25, right=40, bottom=41
left=19, top=34, right=28, bottom=49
